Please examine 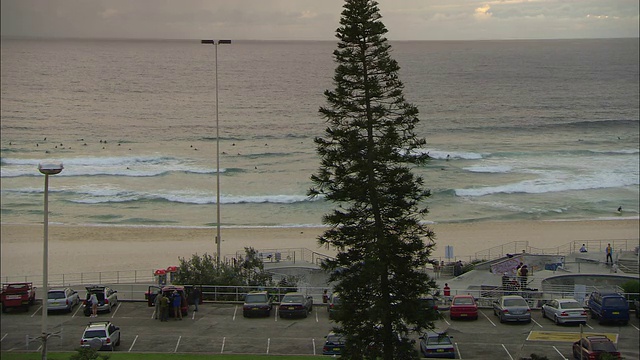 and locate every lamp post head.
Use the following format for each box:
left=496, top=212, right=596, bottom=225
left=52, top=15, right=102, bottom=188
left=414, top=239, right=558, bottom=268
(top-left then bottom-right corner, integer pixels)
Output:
left=38, top=162, right=64, bottom=175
